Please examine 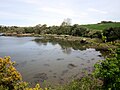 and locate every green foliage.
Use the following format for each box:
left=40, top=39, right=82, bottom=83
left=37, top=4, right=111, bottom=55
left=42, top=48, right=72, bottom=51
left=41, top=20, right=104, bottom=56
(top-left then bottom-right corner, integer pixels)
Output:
left=100, top=21, right=114, bottom=24
left=24, top=27, right=34, bottom=33
left=101, top=33, right=107, bottom=43
left=48, top=26, right=59, bottom=34
left=0, top=85, right=9, bottom=90
left=57, top=26, right=71, bottom=35
left=94, top=48, right=120, bottom=89
left=71, top=76, right=100, bottom=90
left=51, top=75, right=102, bottom=90
left=89, top=31, right=102, bottom=38
left=70, top=24, right=88, bottom=36
left=103, top=27, right=120, bottom=41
